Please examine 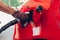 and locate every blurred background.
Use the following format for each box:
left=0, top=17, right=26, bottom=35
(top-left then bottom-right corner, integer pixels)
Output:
left=0, top=0, right=27, bottom=40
